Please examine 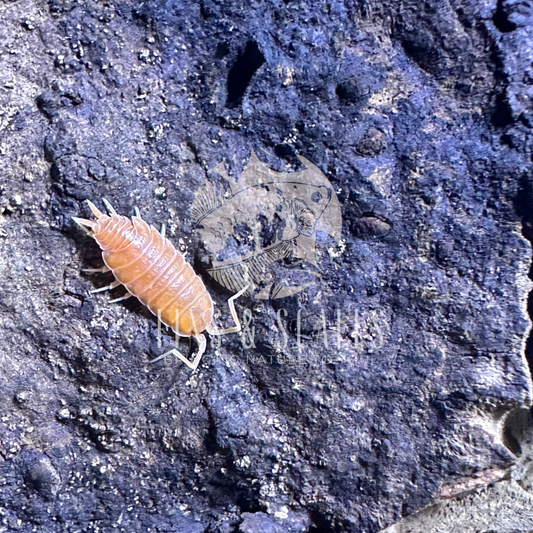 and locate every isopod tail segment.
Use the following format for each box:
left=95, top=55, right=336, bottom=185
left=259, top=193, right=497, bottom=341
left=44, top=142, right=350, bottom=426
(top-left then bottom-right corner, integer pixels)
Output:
left=149, top=283, right=249, bottom=370
left=73, top=198, right=249, bottom=372
left=71, top=199, right=105, bottom=235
